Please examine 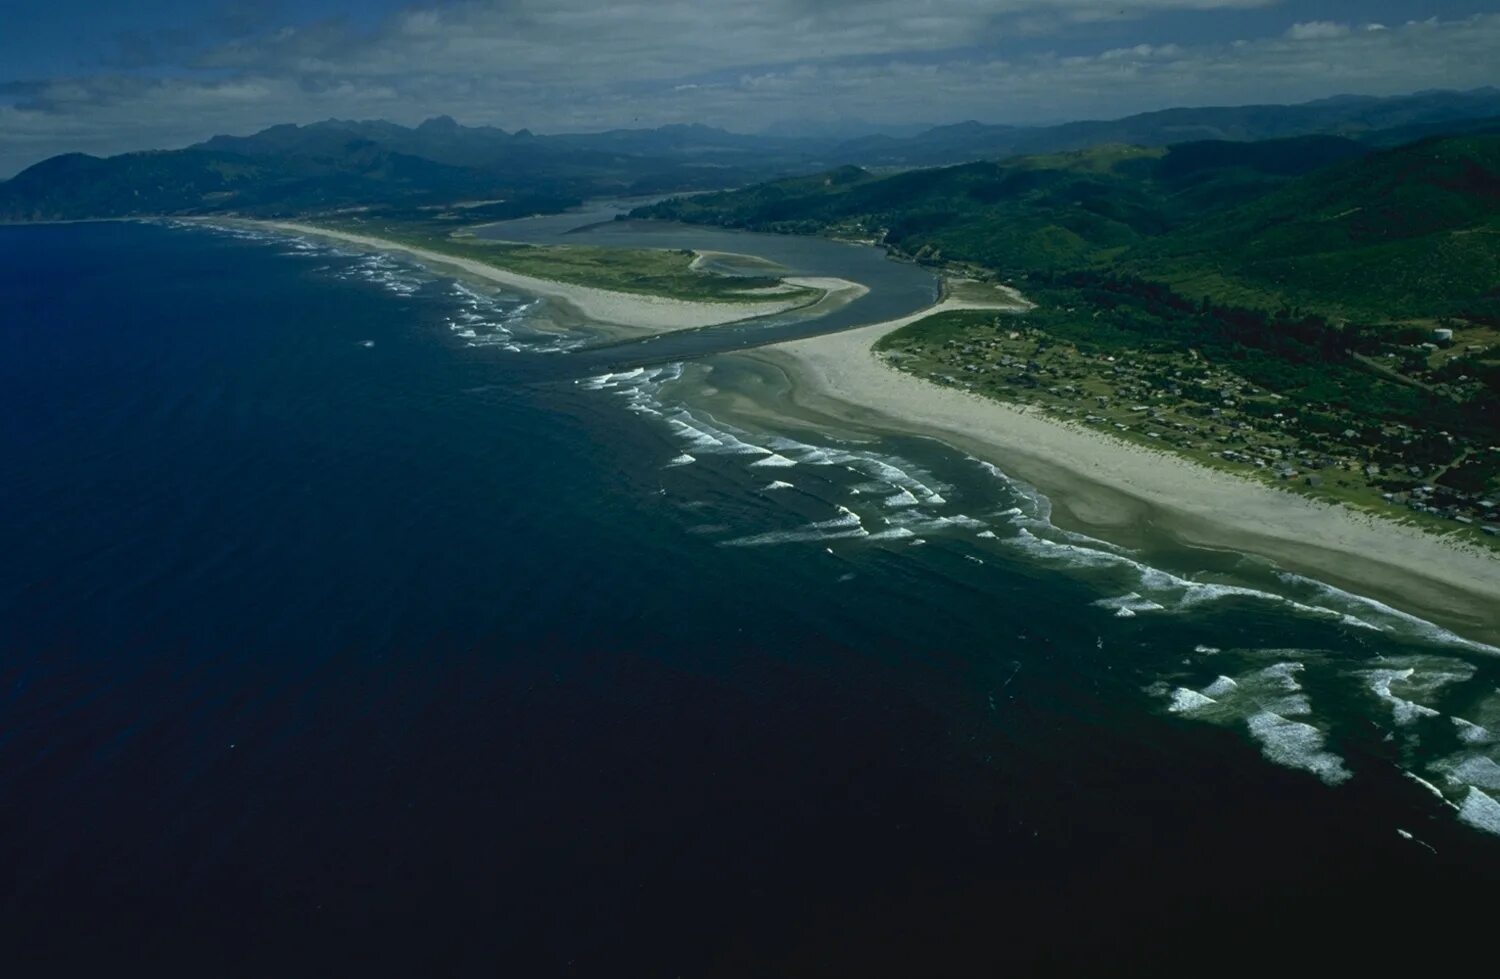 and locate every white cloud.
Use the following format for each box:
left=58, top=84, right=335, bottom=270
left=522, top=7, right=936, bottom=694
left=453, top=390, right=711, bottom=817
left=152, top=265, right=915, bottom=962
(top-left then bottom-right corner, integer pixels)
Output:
left=1286, top=21, right=1351, bottom=41
left=5, top=4, right=1500, bottom=176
